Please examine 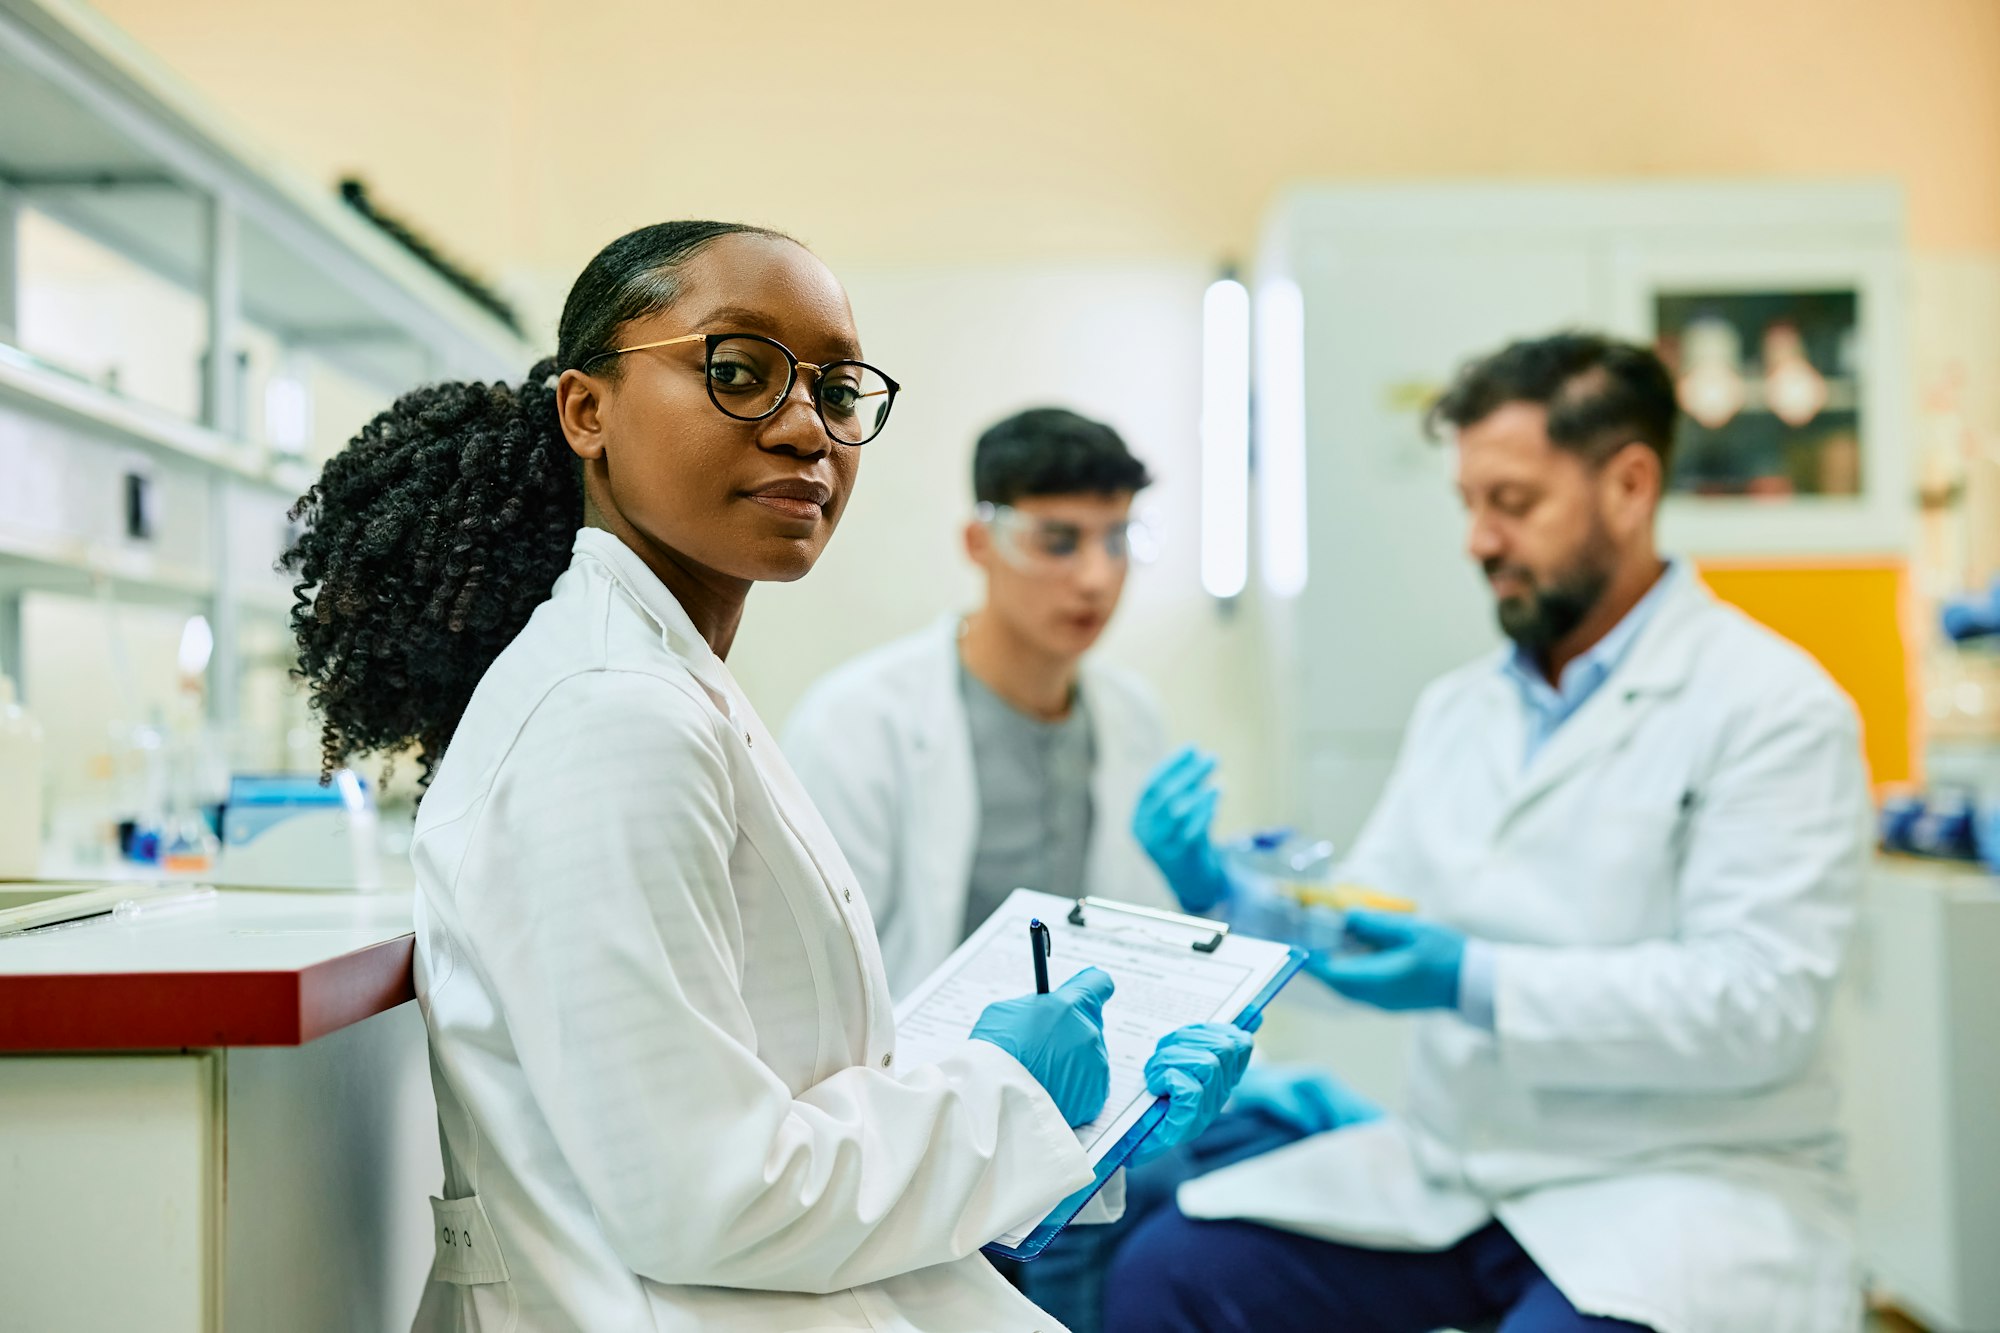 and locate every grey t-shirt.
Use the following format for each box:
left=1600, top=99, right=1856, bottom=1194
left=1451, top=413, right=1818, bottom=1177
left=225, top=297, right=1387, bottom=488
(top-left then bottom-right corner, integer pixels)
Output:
left=958, top=662, right=1096, bottom=939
